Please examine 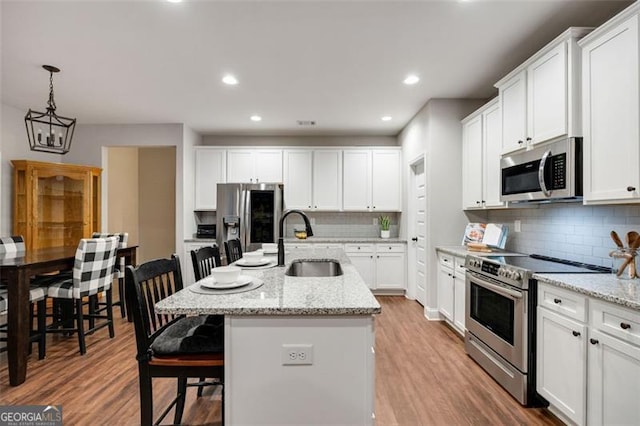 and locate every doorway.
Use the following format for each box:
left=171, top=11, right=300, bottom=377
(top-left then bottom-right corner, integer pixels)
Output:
left=409, top=156, right=426, bottom=306
left=104, top=146, right=176, bottom=263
